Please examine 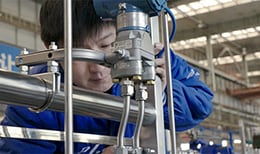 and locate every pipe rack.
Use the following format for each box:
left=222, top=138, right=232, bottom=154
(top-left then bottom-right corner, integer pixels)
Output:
left=0, top=70, right=156, bottom=125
